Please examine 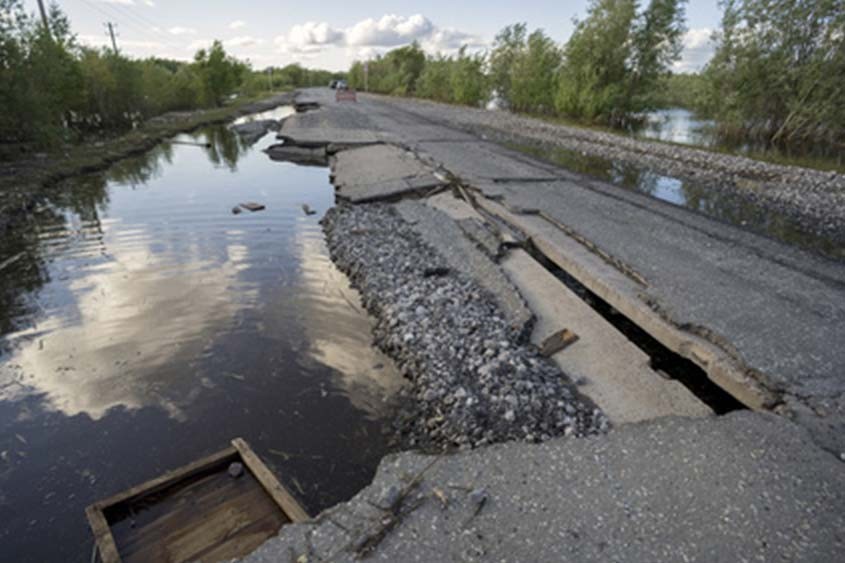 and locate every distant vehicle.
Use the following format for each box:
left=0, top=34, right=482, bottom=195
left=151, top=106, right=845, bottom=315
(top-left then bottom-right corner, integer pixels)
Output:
left=329, top=80, right=339, bottom=89
left=336, top=80, right=348, bottom=90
